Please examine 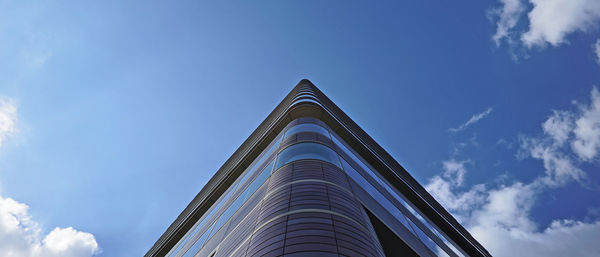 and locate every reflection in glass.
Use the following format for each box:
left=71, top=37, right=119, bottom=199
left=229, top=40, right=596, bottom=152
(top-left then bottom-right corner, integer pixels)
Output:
left=185, top=159, right=275, bottom=256
left=233, top=133, right=281, bottom=194
left=275, top=142, right=341, bottom=170
left=284, top=123, right=330, bottom=139
left=171, top=125, right=284, bottom=257
left=341, top=158, right=413, bottom=232
left=407, top=217, right=439, bottom=254
left=332, top=133, right=463, bottom=257
left=182, top=222, right=215, bottom=257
